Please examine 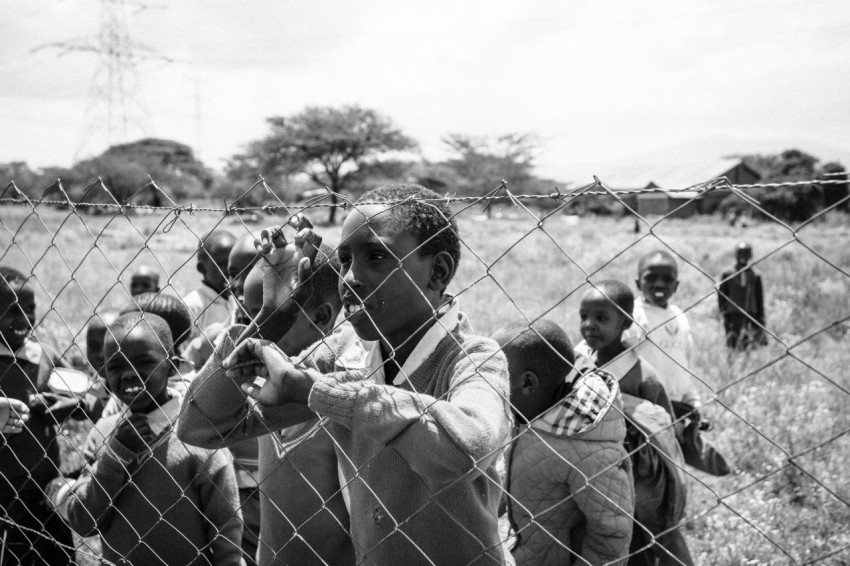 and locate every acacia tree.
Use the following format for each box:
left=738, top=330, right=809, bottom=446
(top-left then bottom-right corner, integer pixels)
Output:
left=229, top=105, right=417, bottom=223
